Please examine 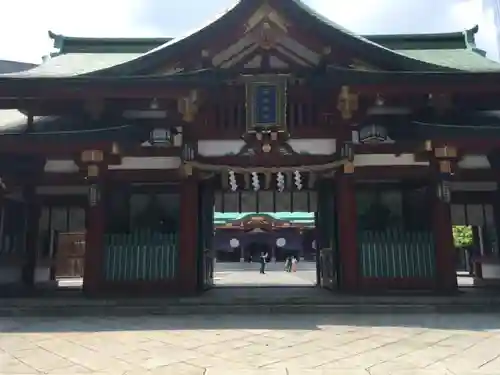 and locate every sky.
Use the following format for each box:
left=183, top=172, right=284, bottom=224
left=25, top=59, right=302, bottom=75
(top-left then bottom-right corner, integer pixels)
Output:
left=0, top=0, right=497, bottom=63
